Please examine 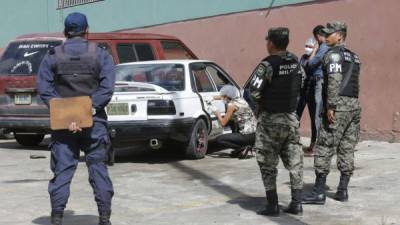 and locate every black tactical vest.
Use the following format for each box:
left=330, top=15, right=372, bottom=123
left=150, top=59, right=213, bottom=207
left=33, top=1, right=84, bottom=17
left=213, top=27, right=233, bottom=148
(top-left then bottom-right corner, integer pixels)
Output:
left=339, top=48, right=361, bottom=97
left=52, top=43, right=100, bottom=98
left=261, top=53, right=302, bottom=112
